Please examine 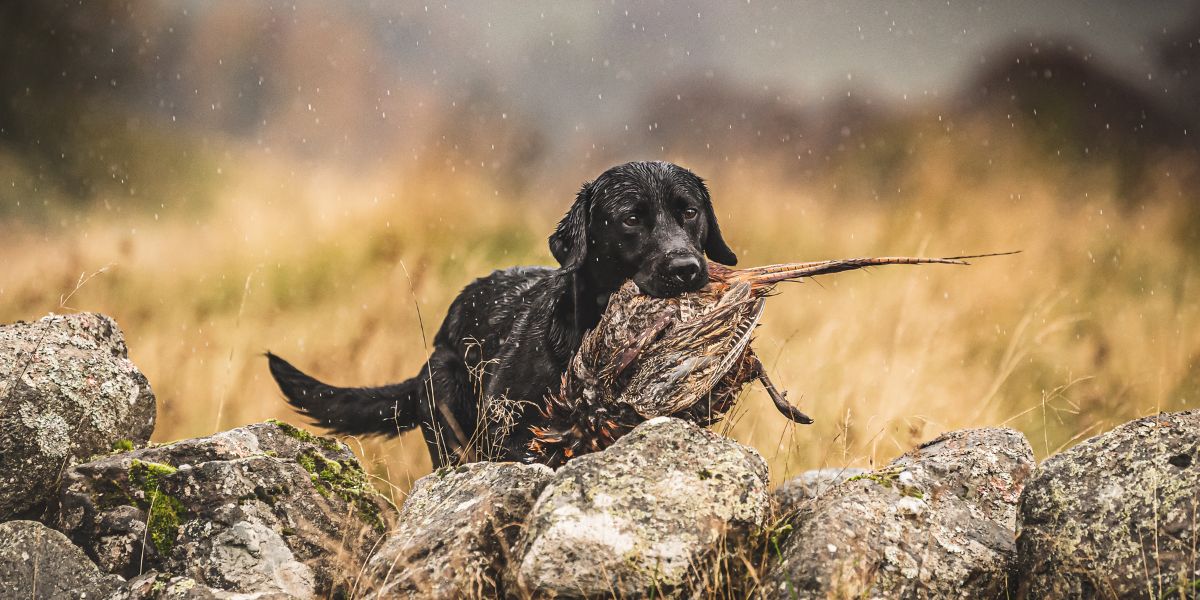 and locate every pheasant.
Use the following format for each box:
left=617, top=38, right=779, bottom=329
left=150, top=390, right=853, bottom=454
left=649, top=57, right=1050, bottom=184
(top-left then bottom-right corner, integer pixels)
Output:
left=521, top=253, right=1014, bottom=466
